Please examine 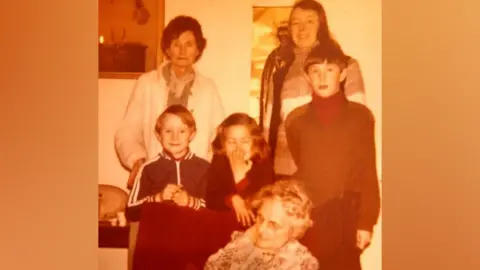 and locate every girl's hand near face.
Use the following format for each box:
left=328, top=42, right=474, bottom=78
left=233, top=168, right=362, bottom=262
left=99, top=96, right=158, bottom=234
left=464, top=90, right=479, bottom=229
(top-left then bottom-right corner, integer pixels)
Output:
left=228, top=149, right=253, bottom=182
